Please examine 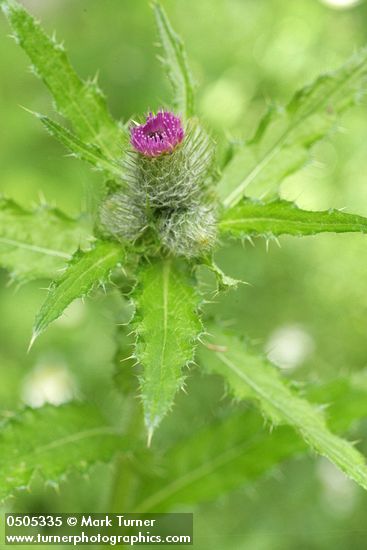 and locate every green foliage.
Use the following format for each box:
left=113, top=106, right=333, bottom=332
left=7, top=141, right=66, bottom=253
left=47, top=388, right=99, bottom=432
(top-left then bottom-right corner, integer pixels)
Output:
left=0, top=0, right=127, bottom=160
left=198, top=327, right=367, bottom=490
left=217, top=48, right=367, bottom=207
left=32, top=112, right=123, bottom=180
left=134, top=373, right=367, bottom=511
left=219, top=199, right=367, bottom=238
left=136, top=410, right=298, bottom=512
left=134, top=258, right=201, bottom=438
left=152, top=1, right=196, bottom=119
left=0, top=403, right=124, bottom=503
left=2, top=0, right=367, bottom=525
left=32, top=240, right=125, bottom=345
left=0, top=198, right=90, bottom=282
